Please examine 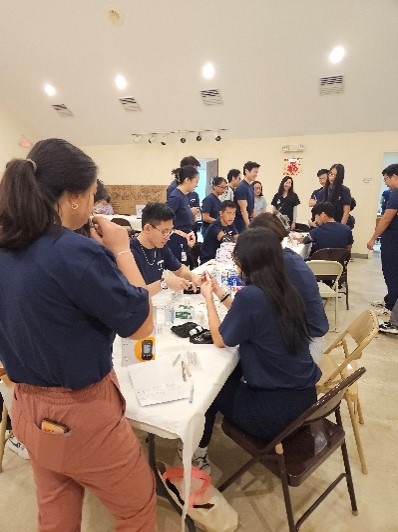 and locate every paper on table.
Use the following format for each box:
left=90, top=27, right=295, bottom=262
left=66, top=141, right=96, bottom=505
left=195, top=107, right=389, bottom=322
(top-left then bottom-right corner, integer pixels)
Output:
left=128, top=358, right=191, bottom=406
